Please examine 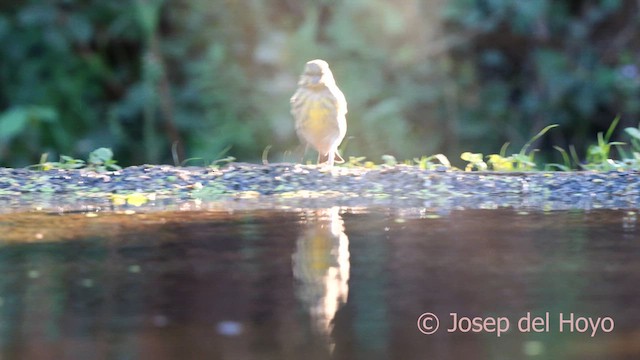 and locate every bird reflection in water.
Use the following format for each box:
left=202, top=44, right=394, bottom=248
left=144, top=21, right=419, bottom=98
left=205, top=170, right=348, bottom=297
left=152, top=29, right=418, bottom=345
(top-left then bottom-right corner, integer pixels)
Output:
left=292, top=207, right=350, bottom=352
